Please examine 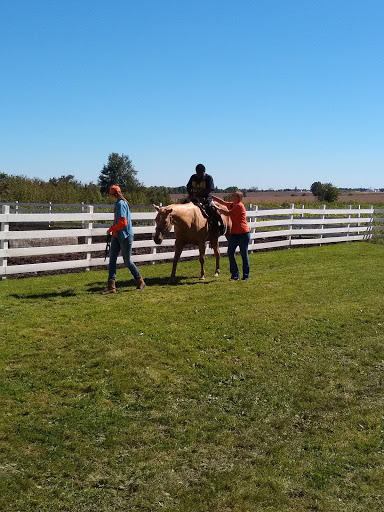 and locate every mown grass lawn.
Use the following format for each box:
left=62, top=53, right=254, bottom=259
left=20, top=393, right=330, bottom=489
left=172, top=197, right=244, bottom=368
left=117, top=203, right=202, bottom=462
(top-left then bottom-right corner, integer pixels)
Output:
left=1, top=242, right=384, bottom=512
